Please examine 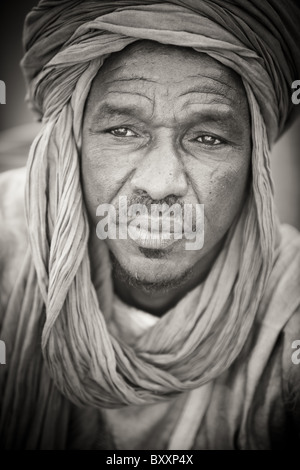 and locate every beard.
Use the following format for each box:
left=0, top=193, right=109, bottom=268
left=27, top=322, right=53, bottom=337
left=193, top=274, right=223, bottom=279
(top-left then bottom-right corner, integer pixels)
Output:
left=109, top=250, right=194, bottom=295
